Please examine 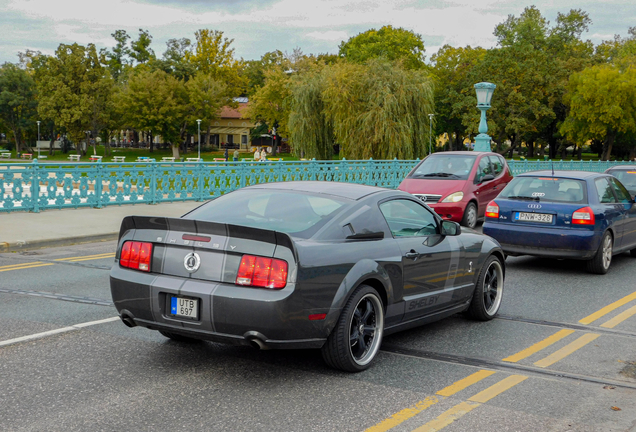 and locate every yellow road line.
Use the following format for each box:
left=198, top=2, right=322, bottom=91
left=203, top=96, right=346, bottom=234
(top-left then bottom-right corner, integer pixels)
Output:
left=534, top=333, right=600, bottom=368
left=467, top=375, right=528, bottom=403
left=55, top=253, right=115, bottom=262
left=63, top=255, right=116, bottom=263
left=502, top=329, right=575, bottom=363
left=436, top=370, right=496, bottom=397
left=364, top=370, right=495, bottom=432
left=579, top=291, right=636, bottom=325
left=0, top=263, right=54, bottom=272
left=0, top=261, right=43, bottom=269
left=600, top=305, right=636, bottom=329
left=412, top=375, right=527, bottom=432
